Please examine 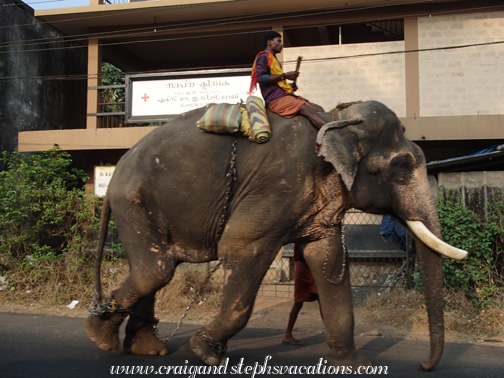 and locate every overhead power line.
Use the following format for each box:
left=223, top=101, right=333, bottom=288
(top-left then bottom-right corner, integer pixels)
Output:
left=0, top=1, right=503, bottom=55
left=1, top=0, right=380, bottom=30
left=0, top=0, right=425, bottom=44
left=1, top=39, right=503, bottom=83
